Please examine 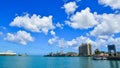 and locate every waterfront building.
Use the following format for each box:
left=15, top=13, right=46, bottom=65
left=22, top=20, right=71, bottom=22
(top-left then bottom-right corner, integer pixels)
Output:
left=108, top=44, right=117, bottom=56
left=79, top=43, right=92, bottom=56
